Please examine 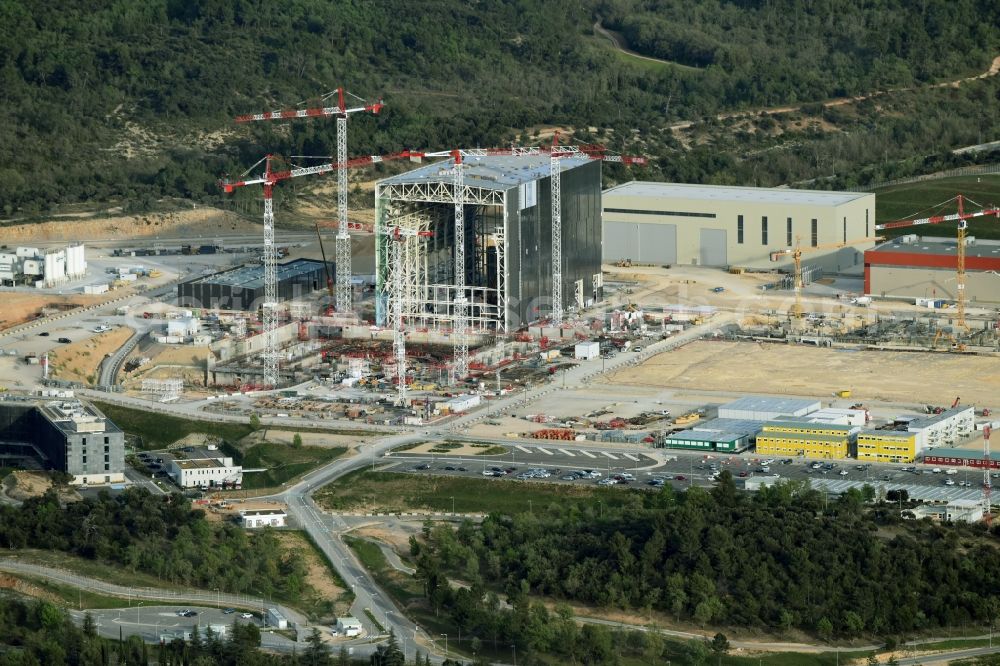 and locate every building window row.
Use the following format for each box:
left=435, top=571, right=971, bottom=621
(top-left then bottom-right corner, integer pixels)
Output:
left=602, top=208, right=717, bottom=218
